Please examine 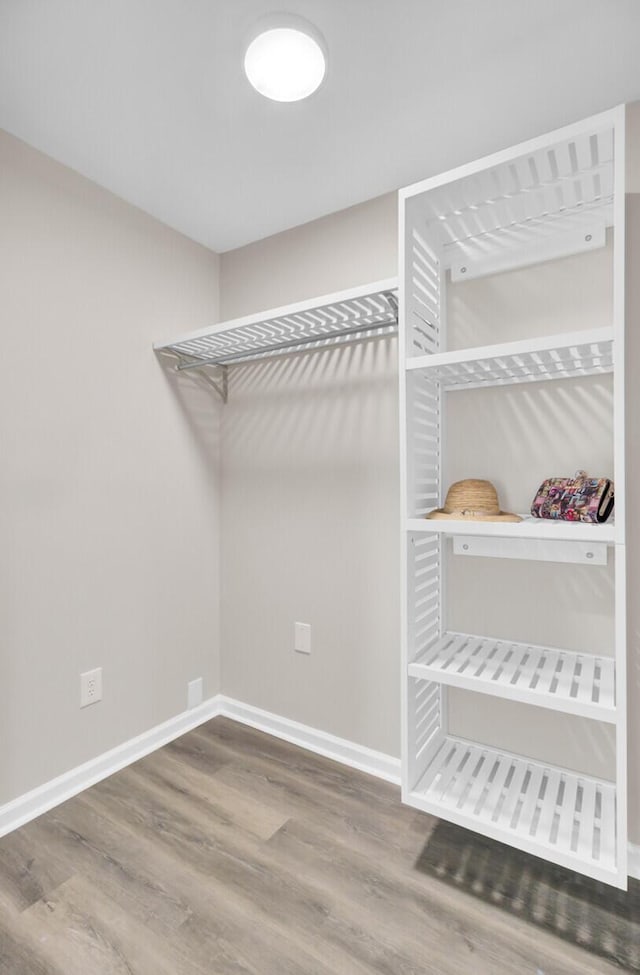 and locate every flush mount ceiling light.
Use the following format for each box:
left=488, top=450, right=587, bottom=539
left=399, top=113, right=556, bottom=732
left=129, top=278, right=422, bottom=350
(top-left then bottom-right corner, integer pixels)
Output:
left=244, top=16, right=327, bottom=102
